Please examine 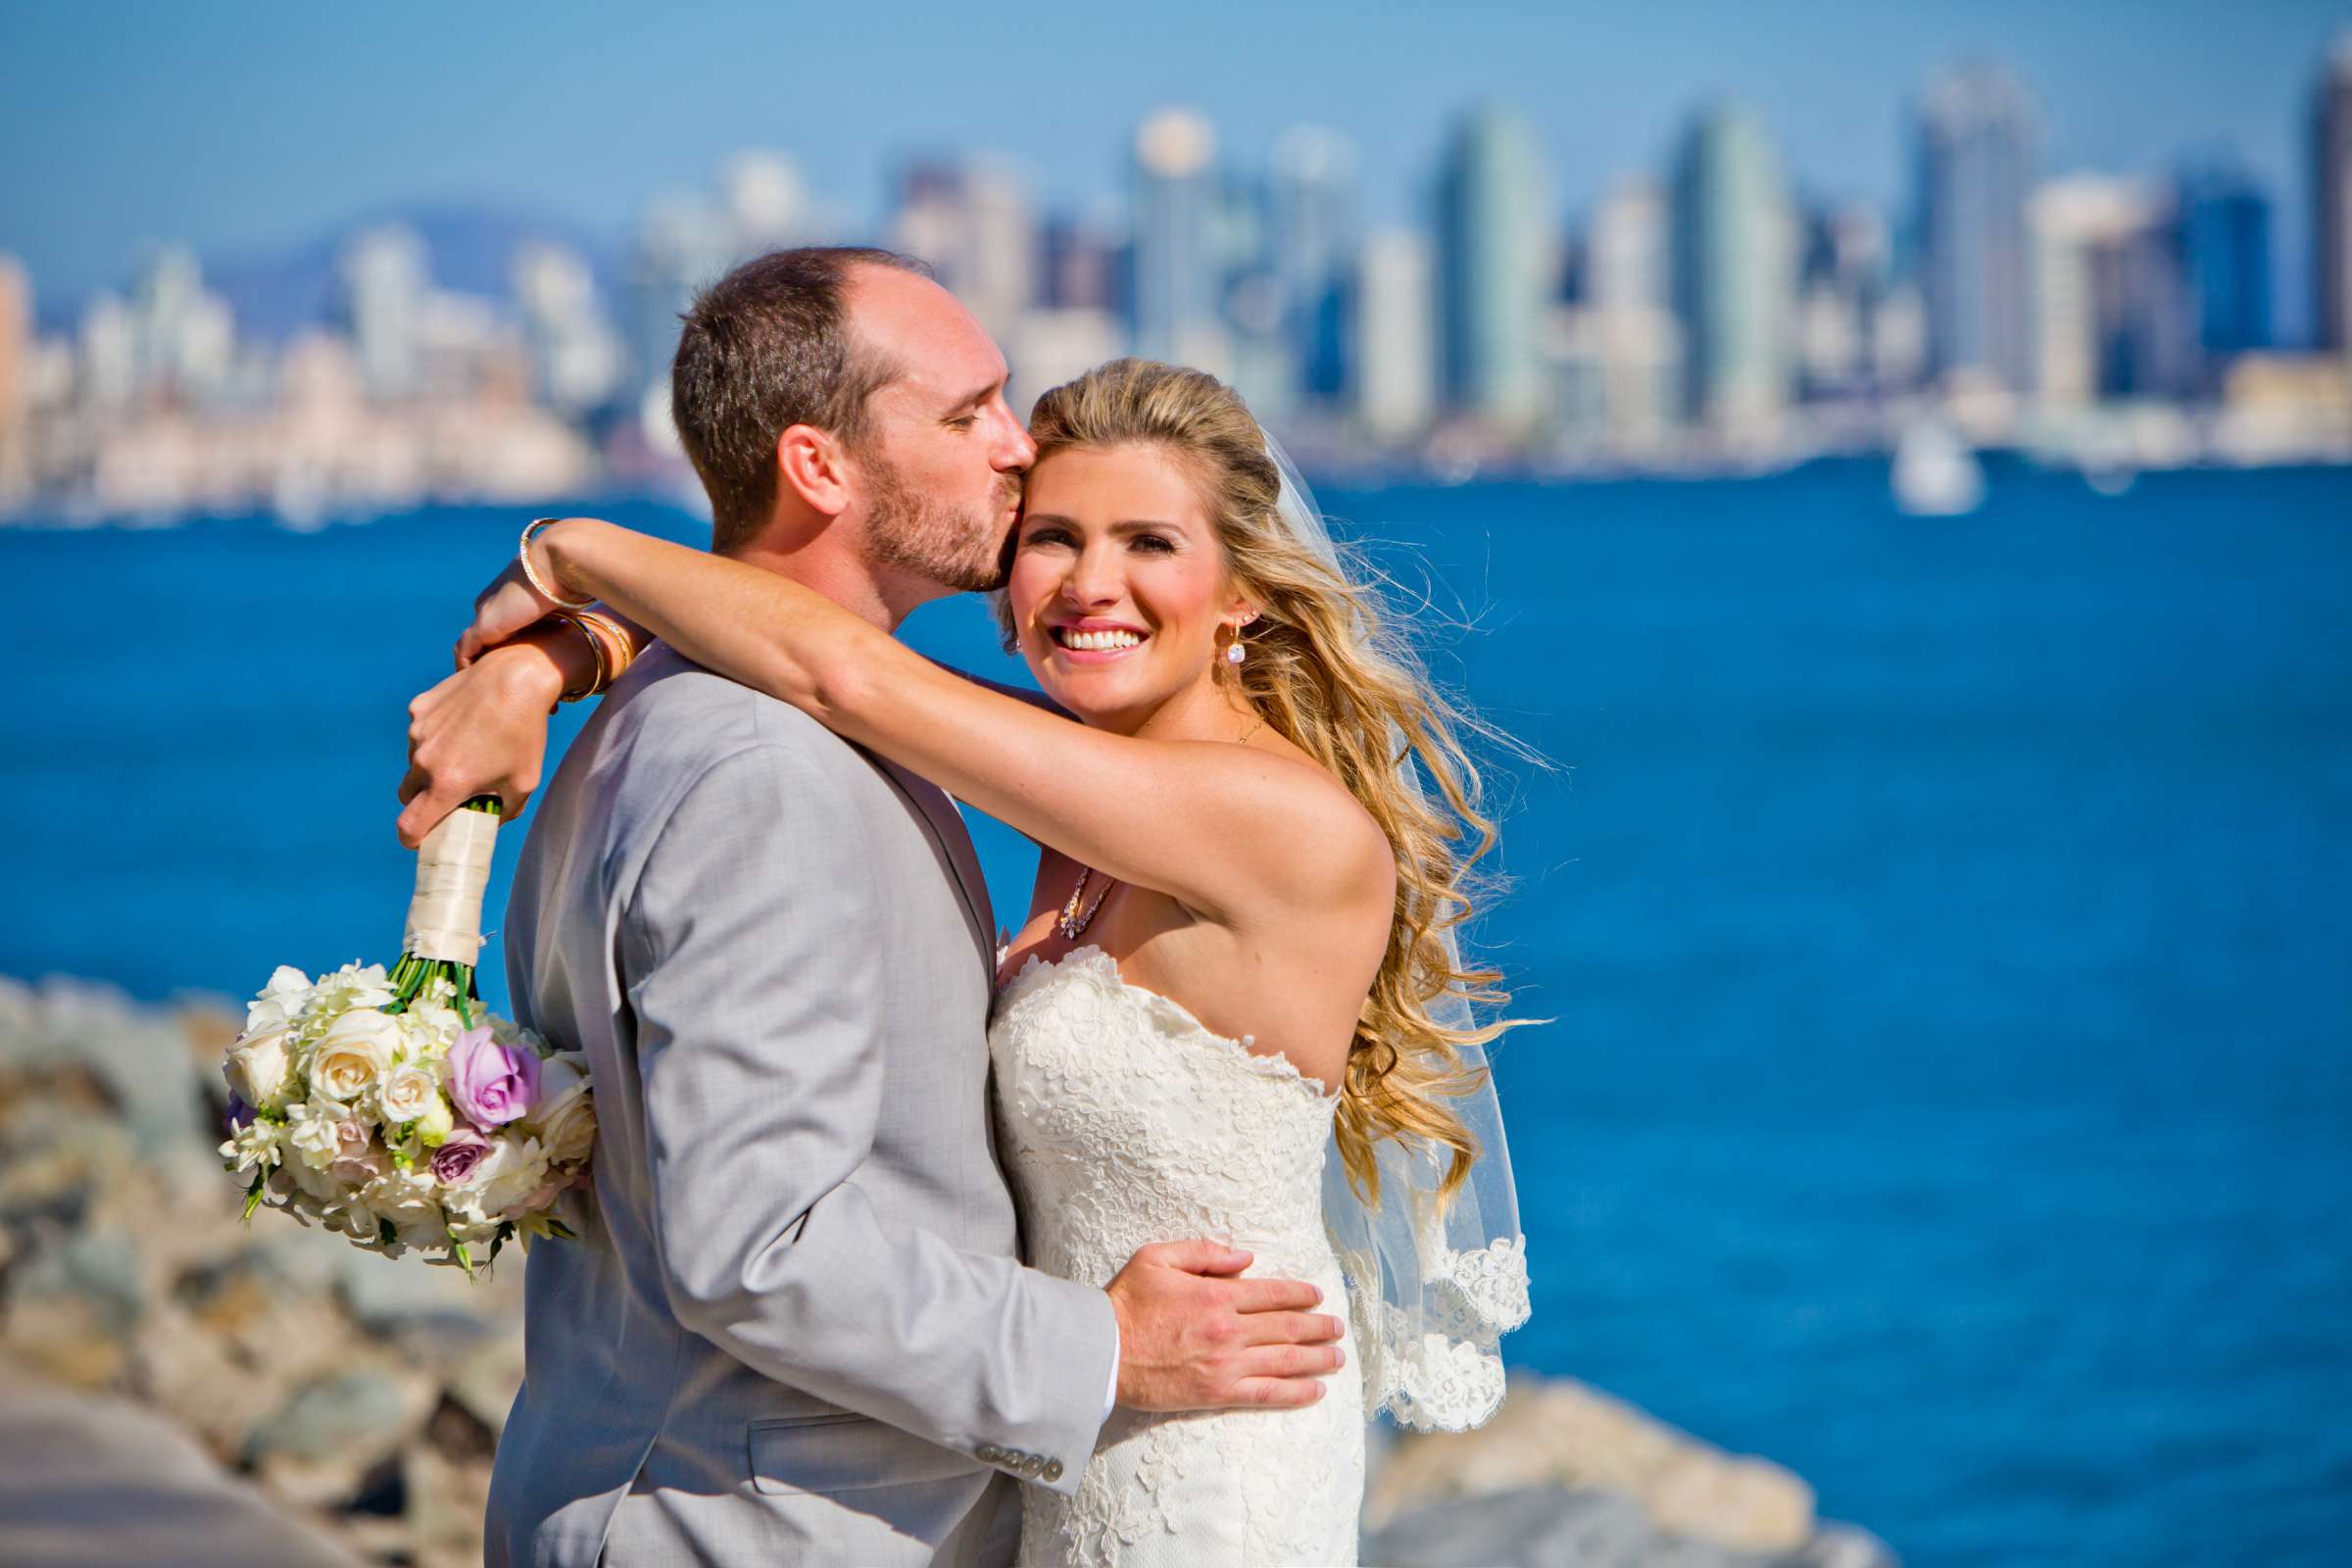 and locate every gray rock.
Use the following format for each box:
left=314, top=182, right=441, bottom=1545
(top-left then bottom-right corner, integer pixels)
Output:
left=1366, top=1485, right=1653, bottom=1567
left=0, top=1360, right=361, bottom=1568
left=0, top=978, right=218, bottom=1171
left=249, top=1368, right=435, bottom=1470
left=1363, top=1484, right=1897, bottom=1568
left=1789, top=1523, right=1902, bottom=1568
